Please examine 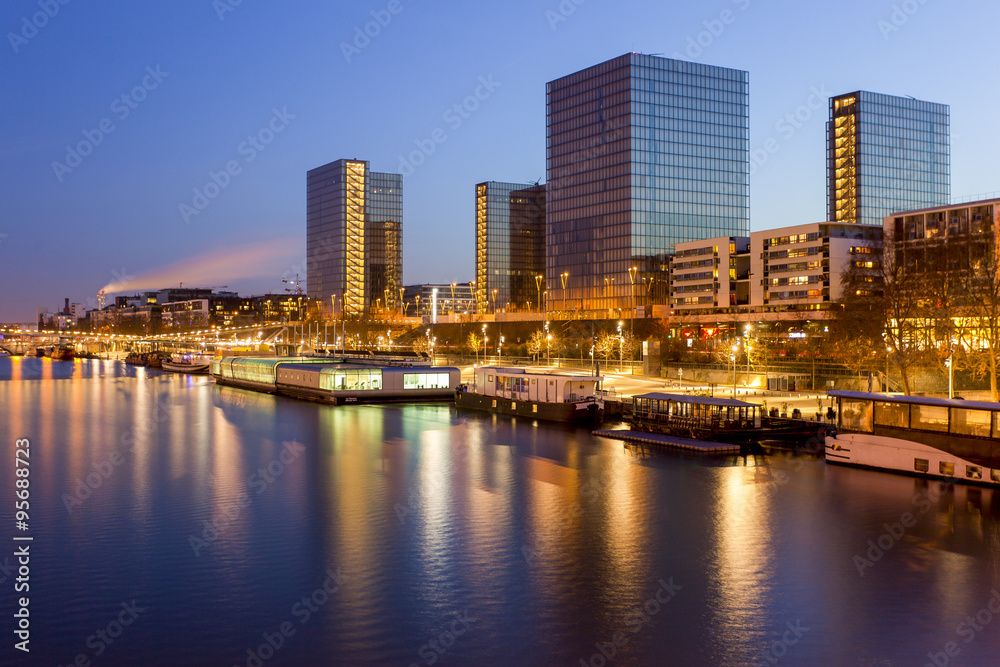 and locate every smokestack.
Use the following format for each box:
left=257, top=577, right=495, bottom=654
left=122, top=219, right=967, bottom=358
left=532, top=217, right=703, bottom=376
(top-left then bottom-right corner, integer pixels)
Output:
left=64, top=298, right=70, bottom=315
